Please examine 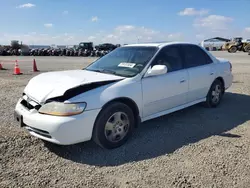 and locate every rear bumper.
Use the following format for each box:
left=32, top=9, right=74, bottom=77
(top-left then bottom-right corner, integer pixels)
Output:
left=14, top=98, right=101, bottom=145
